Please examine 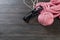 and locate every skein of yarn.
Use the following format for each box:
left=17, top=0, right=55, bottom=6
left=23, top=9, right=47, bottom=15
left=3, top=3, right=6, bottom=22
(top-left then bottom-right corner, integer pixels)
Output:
left=35, top=0, right=60, bottom=26
left=38, top=12, right=54, bottom=26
